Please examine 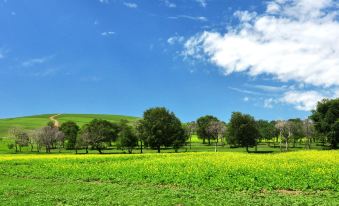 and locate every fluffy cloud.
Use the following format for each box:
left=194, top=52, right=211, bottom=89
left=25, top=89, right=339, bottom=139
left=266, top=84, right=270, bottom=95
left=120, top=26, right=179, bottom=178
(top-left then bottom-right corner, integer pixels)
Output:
left=184, top=0, right=339, bottom=111
left=280, top=90, right=327, bottom=111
